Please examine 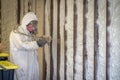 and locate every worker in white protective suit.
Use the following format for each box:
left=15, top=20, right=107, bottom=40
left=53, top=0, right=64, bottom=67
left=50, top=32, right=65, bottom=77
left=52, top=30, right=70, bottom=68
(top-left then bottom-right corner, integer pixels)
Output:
left=9, top=12, right=49, bottom=80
